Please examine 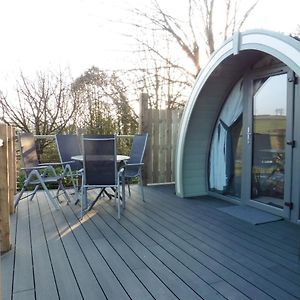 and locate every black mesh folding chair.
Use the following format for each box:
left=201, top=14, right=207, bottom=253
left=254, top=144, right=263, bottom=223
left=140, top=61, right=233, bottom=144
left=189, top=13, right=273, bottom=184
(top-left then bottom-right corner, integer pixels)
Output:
left=55, top=134, right=83, bottom=201
left=123, top=133, right=148, bottom=202
left=81, top=135, right=124, bottom=218
left=15, top=133, right=71, bottom=209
